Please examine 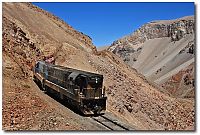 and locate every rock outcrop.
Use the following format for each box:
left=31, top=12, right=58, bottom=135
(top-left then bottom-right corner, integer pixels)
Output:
left=108, top=16, right=195, bottom=98
left=3, top=2, right=96, bottom=54
left=109, top=16, right=194, bottom=53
